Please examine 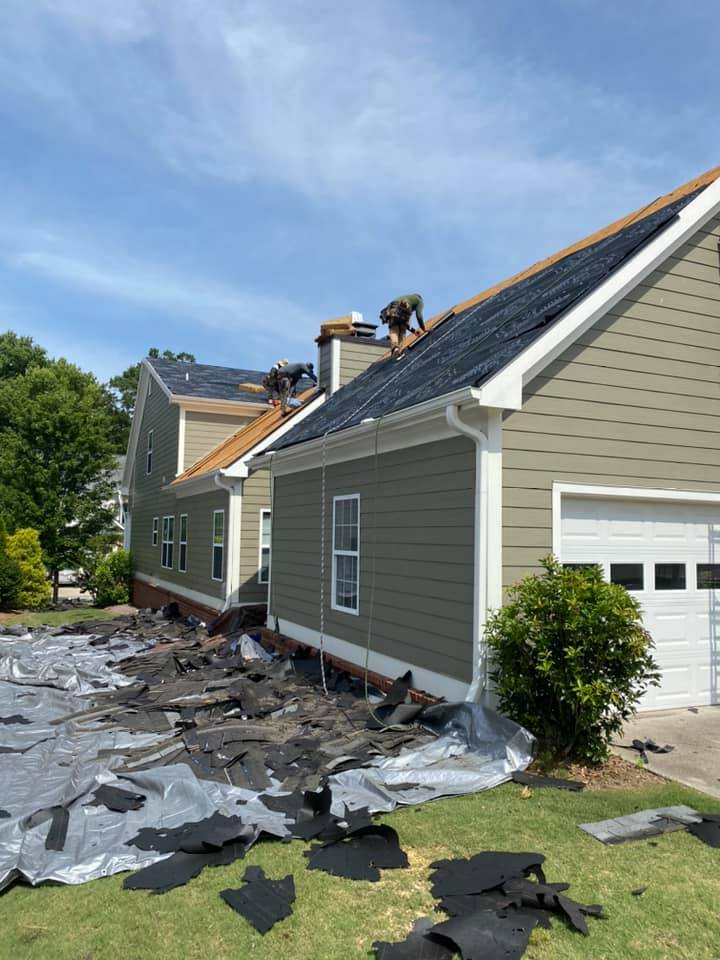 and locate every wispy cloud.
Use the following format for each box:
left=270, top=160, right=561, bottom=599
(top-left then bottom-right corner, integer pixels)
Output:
left=10, top=244, right=316, bottom=345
